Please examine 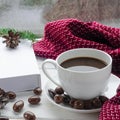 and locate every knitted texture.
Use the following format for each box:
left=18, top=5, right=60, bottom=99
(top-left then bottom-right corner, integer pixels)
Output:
left=99, top=86, right=120, bottom=120
left=33, top=18, right=120, bottom=76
